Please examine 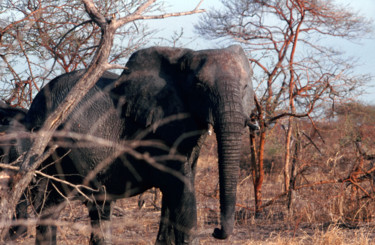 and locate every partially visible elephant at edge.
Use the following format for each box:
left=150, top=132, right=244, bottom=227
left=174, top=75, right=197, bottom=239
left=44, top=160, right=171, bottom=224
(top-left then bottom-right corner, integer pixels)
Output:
left=0, top=101, right=27, bottom=130
left=0, top=101, right=28, bottom=160
left=0, top=102, right=29, bottom=238
left=10, top=45, right=255, bottom=244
